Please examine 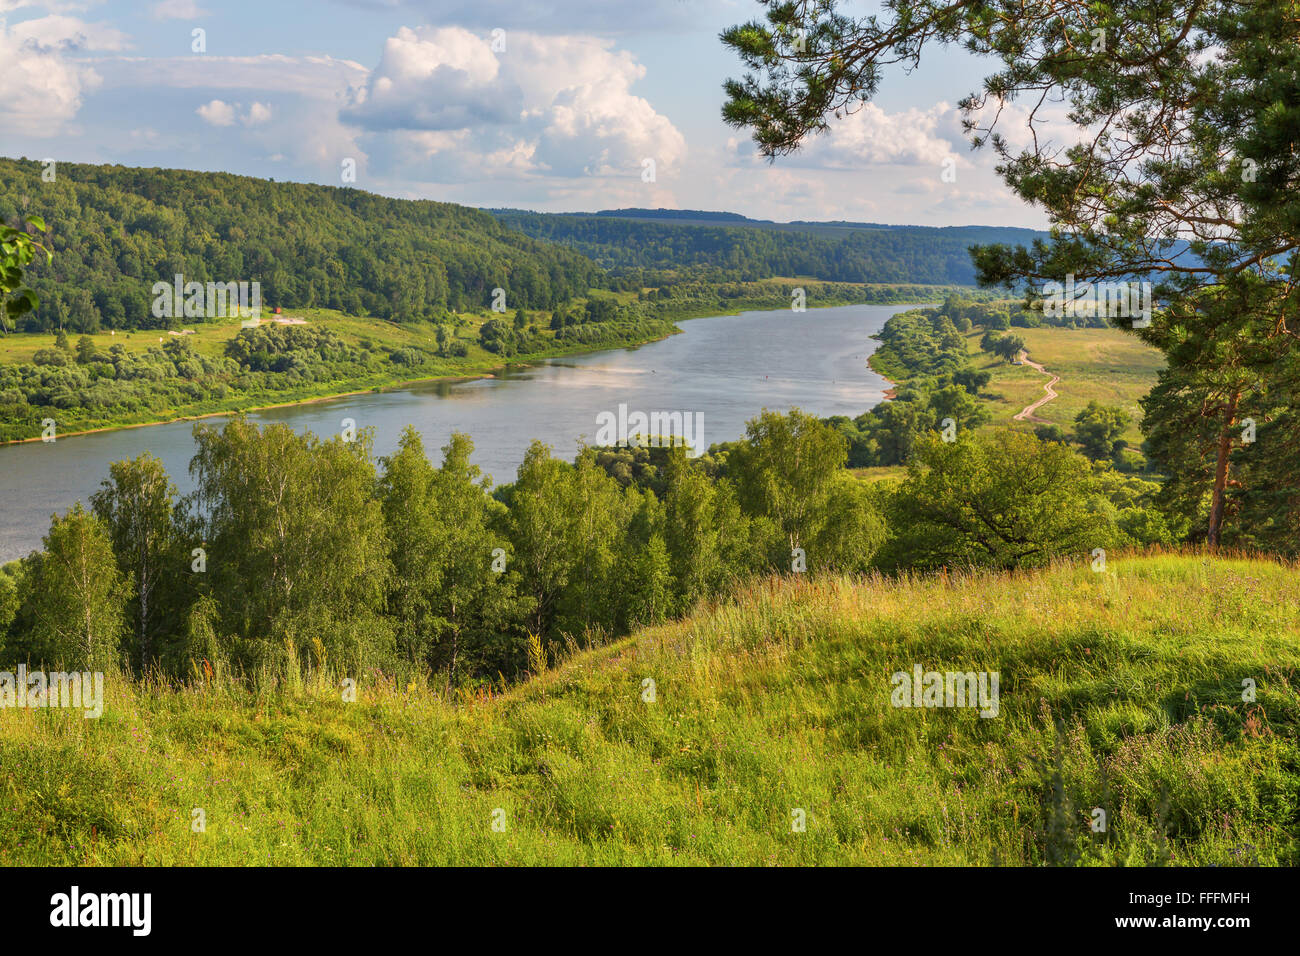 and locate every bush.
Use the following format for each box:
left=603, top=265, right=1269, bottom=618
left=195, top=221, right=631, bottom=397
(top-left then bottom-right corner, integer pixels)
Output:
left=32, top=348, right=69, bottom=367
